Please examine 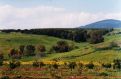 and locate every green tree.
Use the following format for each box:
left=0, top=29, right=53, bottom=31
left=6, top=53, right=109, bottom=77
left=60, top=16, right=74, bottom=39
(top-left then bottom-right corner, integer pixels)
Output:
left=25, top=45, right=35, bottom=56
left=36, top=45, right=46, bottom=57
left=51, top=40, right=72, bottom=53
left=9, top=49, right=21, bottom=59
left=19, top=45, right=25, bottom=55
left=87, top=30, right=104, bottom=44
